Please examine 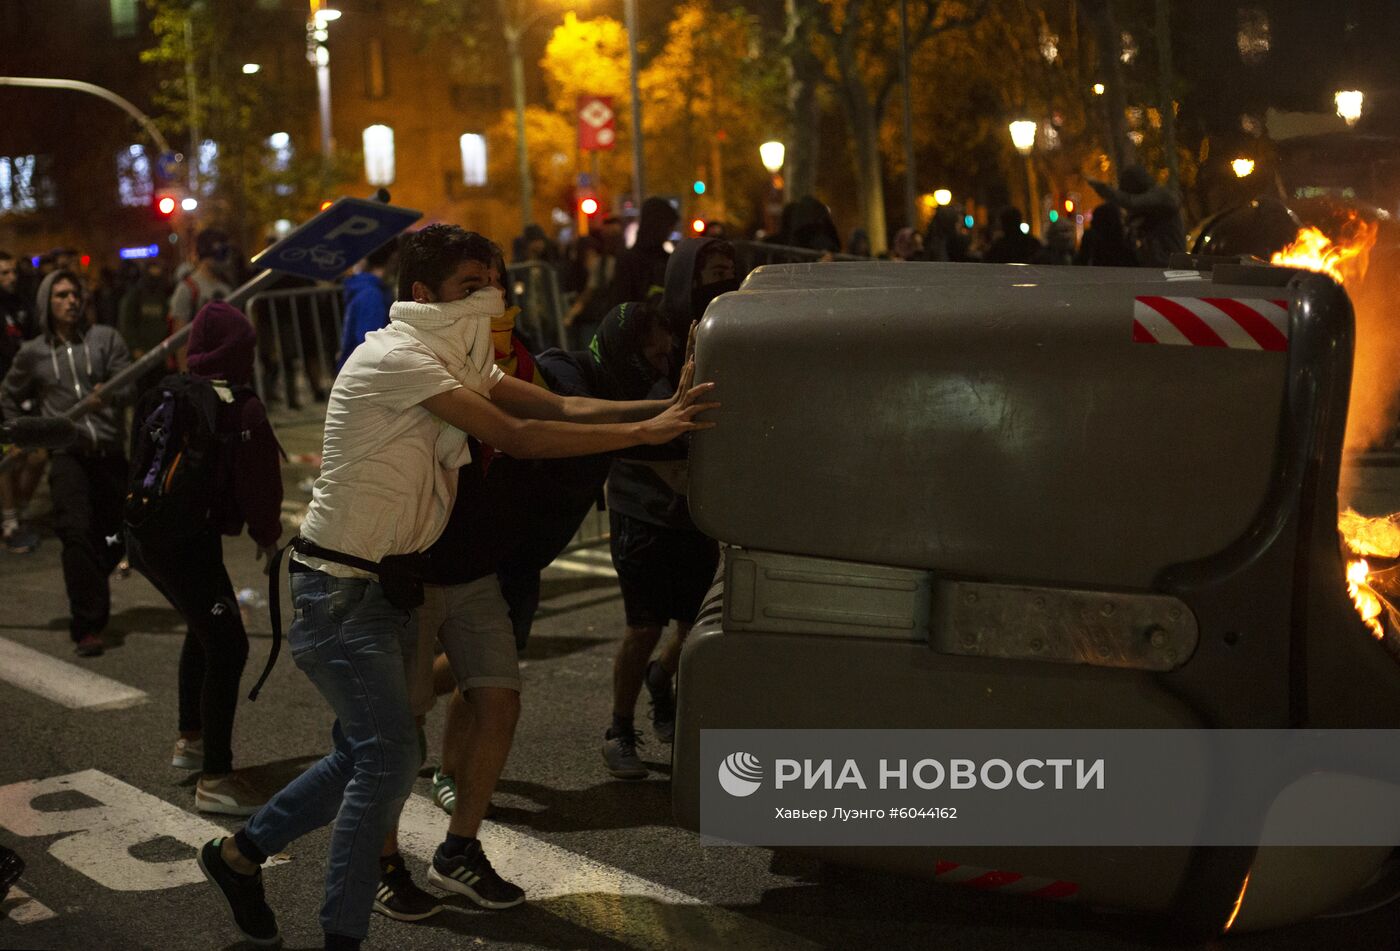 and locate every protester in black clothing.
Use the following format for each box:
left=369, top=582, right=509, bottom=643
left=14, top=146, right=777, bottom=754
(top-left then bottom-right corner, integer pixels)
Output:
left=602, top=236, right=735, bottom=780
left=983, top=207, right=1044, bottom=264
left=1074, top=201, right=1137, bottom=267
left=923, top=206, right=973, bottom=262
left=773, top=195, right=843, bottom=254
left=1, top=270, right=131, bottom=656
left=610, top=196, right=677, bottom=307
left=127, top=301, right=283, bottom=817
left=1088, top=165, right=1186, bottom=268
